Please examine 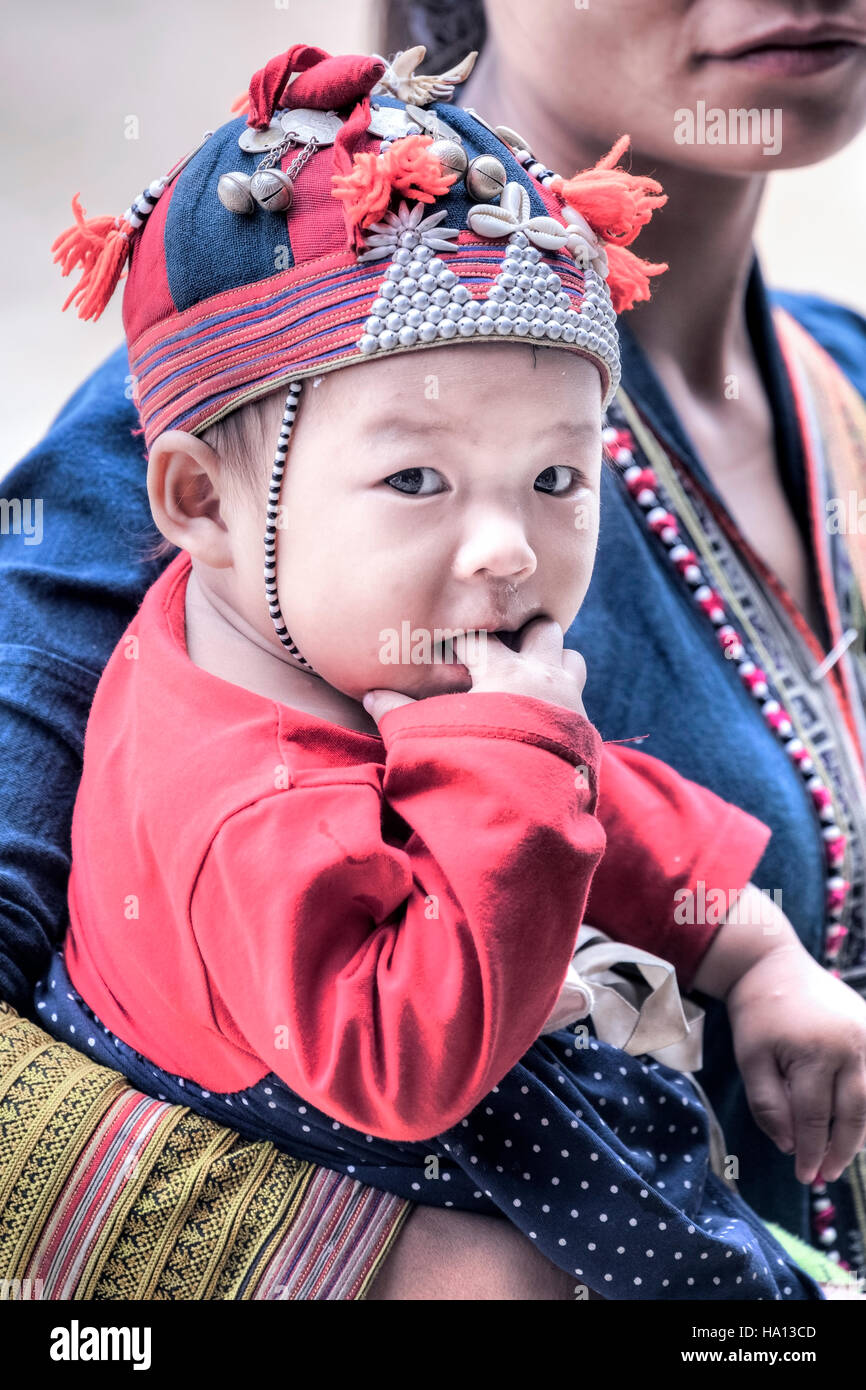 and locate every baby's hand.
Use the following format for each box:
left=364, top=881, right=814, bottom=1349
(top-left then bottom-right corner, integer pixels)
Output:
left=363, top=619, right=589, bottom=725
left=453, top=618, right=588, bottom=718
left=726, top=946, right=866, bottom=1185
